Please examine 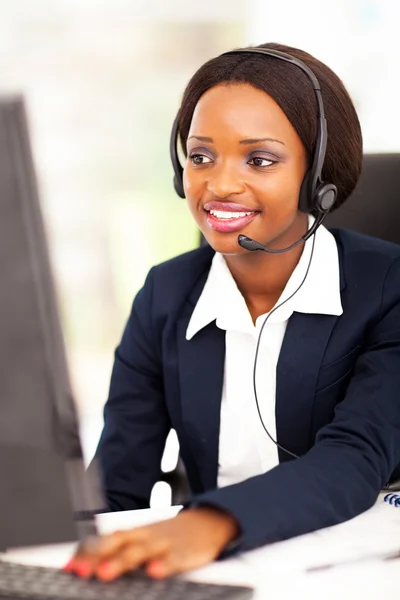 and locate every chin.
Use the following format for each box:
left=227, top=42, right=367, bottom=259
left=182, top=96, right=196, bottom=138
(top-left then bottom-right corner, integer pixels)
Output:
left=201, top=232, right=247, bottom=255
